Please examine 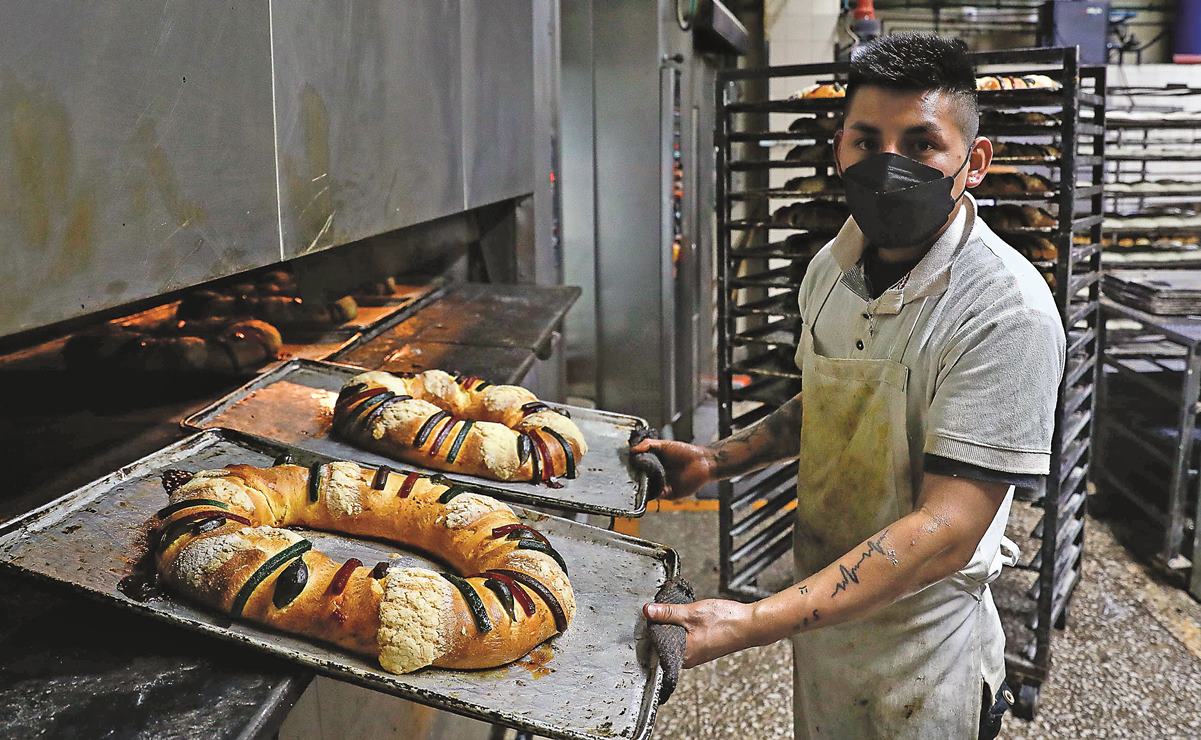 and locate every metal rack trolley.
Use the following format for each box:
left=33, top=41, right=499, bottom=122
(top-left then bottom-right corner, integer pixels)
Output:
left=714, top=47, right=1105, bottom=718
left=1103, top=85, right=1201, bottom=269
left=1096, top=296, right=1201, bottom=601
